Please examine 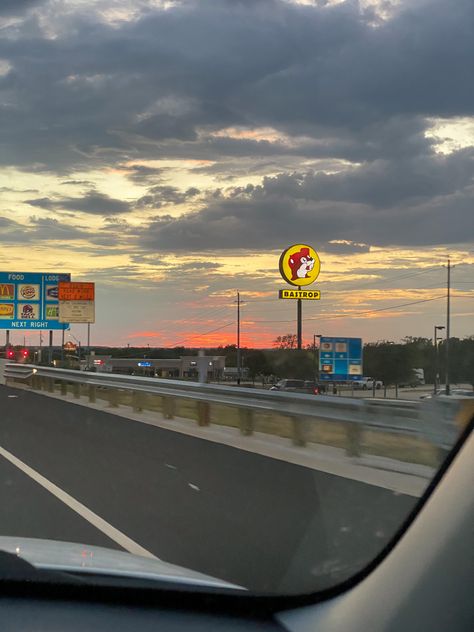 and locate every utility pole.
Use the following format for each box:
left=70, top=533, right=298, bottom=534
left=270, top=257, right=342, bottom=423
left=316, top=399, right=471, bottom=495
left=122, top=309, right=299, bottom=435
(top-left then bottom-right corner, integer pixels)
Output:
left=434, top=325, right=445, bottom=393
left=445, top=259, right=452, bottom=396
left=236, top=291, right=241, bottom=385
